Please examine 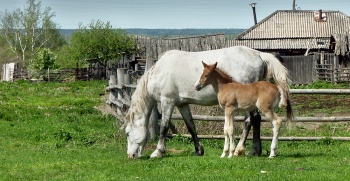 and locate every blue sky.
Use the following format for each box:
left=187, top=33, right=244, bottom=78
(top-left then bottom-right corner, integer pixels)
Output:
left=1, top=0, right=350, bottom=29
